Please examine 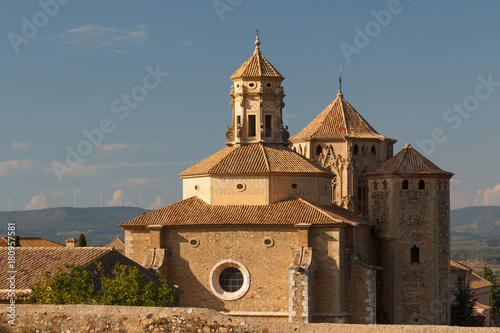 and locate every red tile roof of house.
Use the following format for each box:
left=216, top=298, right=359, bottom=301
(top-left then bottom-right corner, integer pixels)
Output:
left=470, top=272, right=493, bottom=290
left=450, top=259, right=473, bottom=272
left=0, top=237, right=64, bottom=247
left=105, top=236, right=125, bottom=254
left=179, top=143, right=333, bottom=177
left=368, top=143, right=453, bottom=177
left=0, top=247, right=113, bottom=295
left=230, top=37, right=283, bottom=80
left=120, top=196, right=372, bottom=228
left=290, top=91, right=385, bottom=141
